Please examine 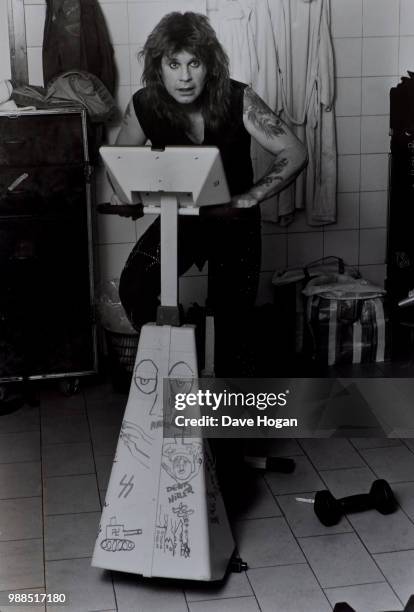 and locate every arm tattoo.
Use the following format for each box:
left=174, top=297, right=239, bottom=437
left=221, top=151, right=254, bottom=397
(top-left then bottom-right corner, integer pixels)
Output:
left=256, top=158, right=289, bottom=188
left=243, top=87, right=286, bottom=138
